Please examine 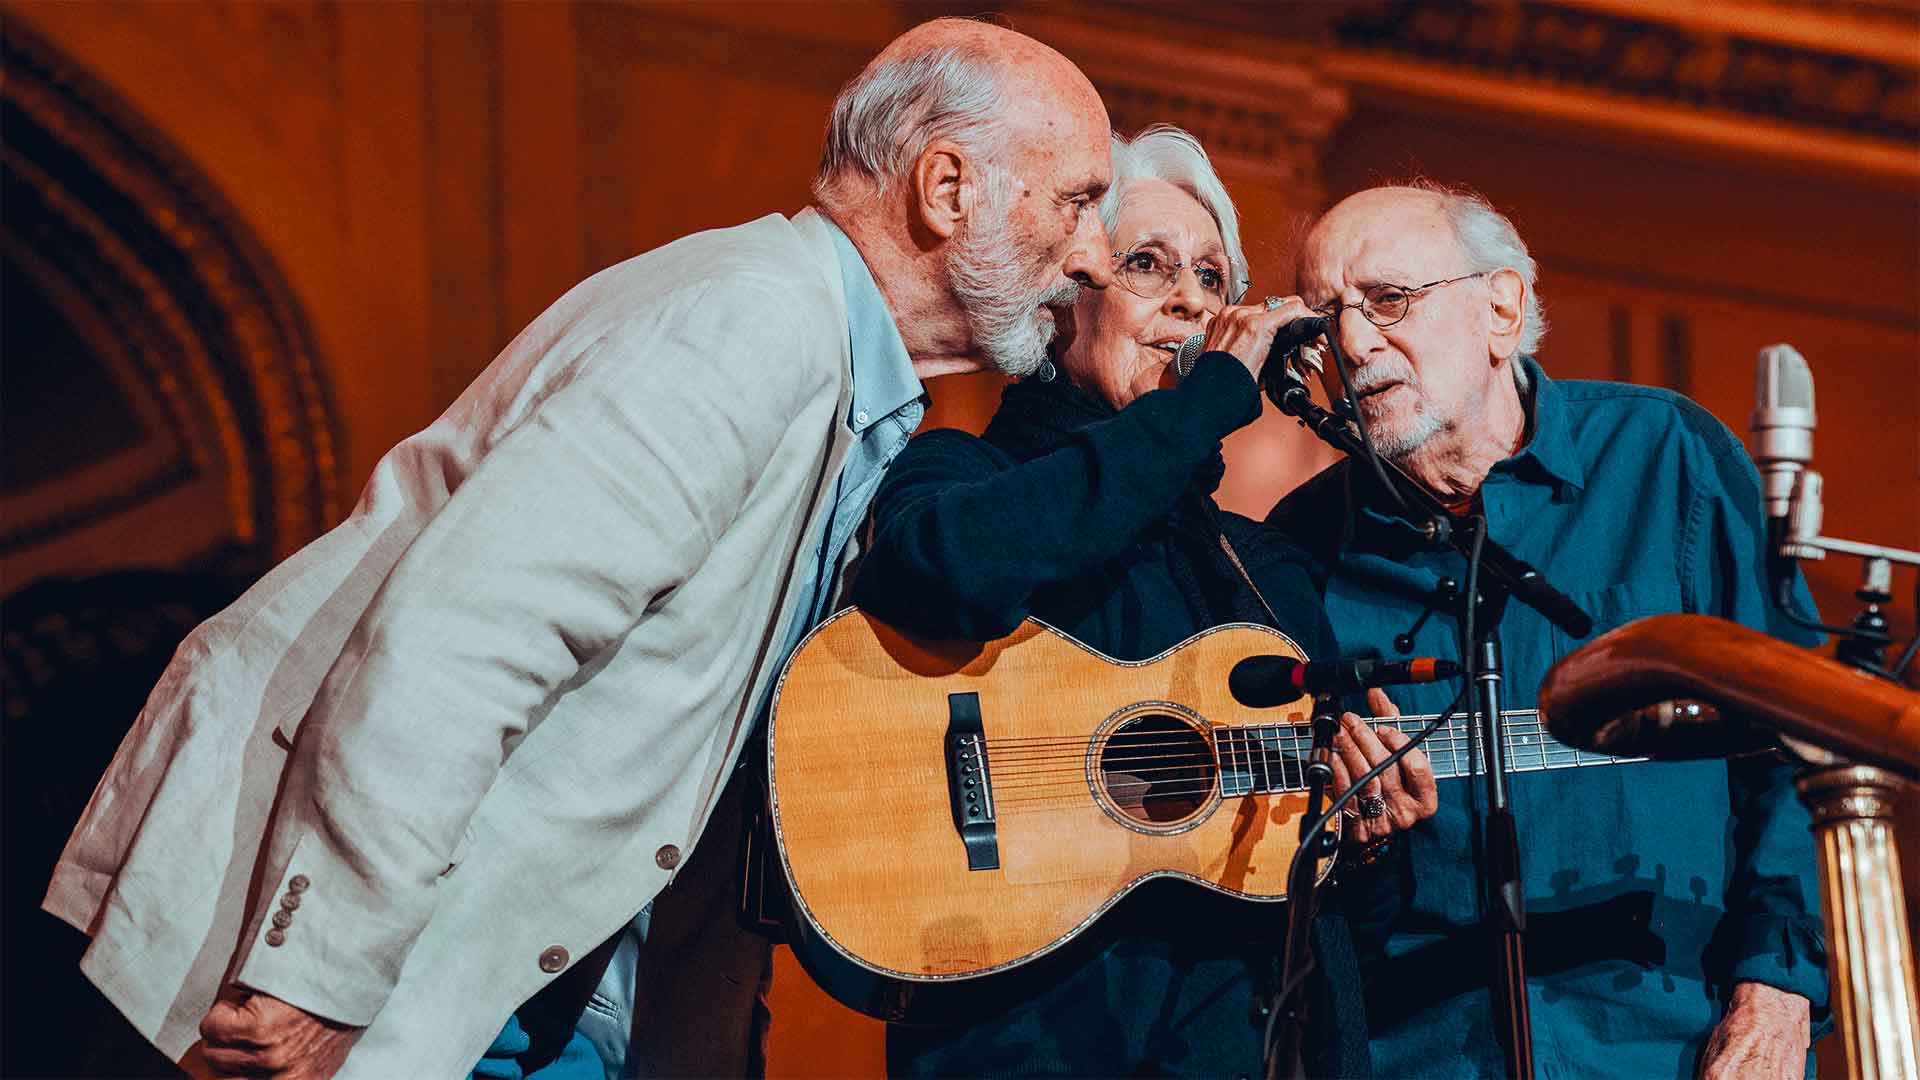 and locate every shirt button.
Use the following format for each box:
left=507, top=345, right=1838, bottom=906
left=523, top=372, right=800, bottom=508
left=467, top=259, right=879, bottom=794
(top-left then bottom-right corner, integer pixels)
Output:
left=271, top=910, right=294, bottom=929
left=538, top=945, right=569, bottom=973
left=655, top=844, right=682, bottom=870
left=279, top=893, right=300, bottom=911
left=855, top=409, right=870, bottom=426
left=265, top=929, right=286, bottom=947
left=288, top=874, right=310, bottom=893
